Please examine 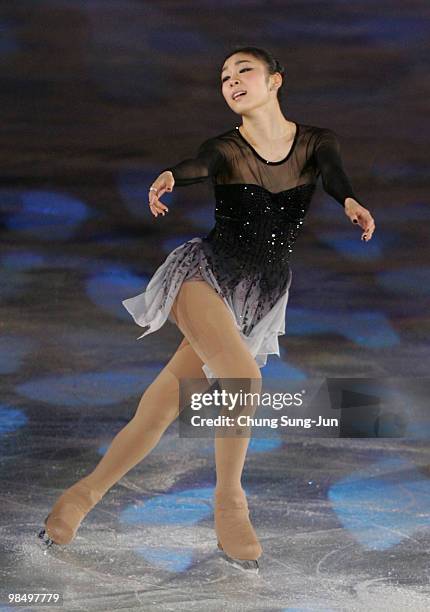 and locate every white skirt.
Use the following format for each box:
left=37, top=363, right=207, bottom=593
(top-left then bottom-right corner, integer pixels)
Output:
left=122, top=237, right=292, bottom=381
